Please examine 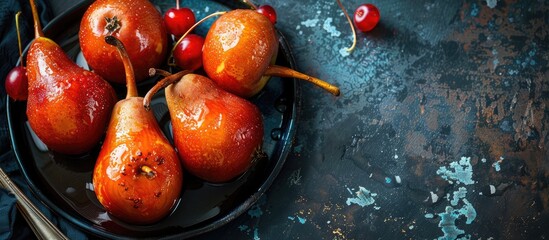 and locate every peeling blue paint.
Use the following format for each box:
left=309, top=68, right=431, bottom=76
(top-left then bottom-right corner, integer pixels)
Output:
left=451, top=187, right=467, bottom=206
left=459, top=199, right=477, bottom=224
left=247, top=204, right=263, bottom=218
left=297, top=216, right=307, bottom=224
left=253, top=228, right=260, bottom=240
left=432, top=157, right=477, bottom=239
left=492, top=162, right=501, bottom=172
left=288, top=215, right=307, bottom=224
left=437, top=206, right=466, bottom=240
left=322, top=17, right=341, bottom=37
left=436, top=157, right=474, bottom=185
left=436, top=199, right=476, bottom=240
left=346, top=186, right=377, bottom=207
